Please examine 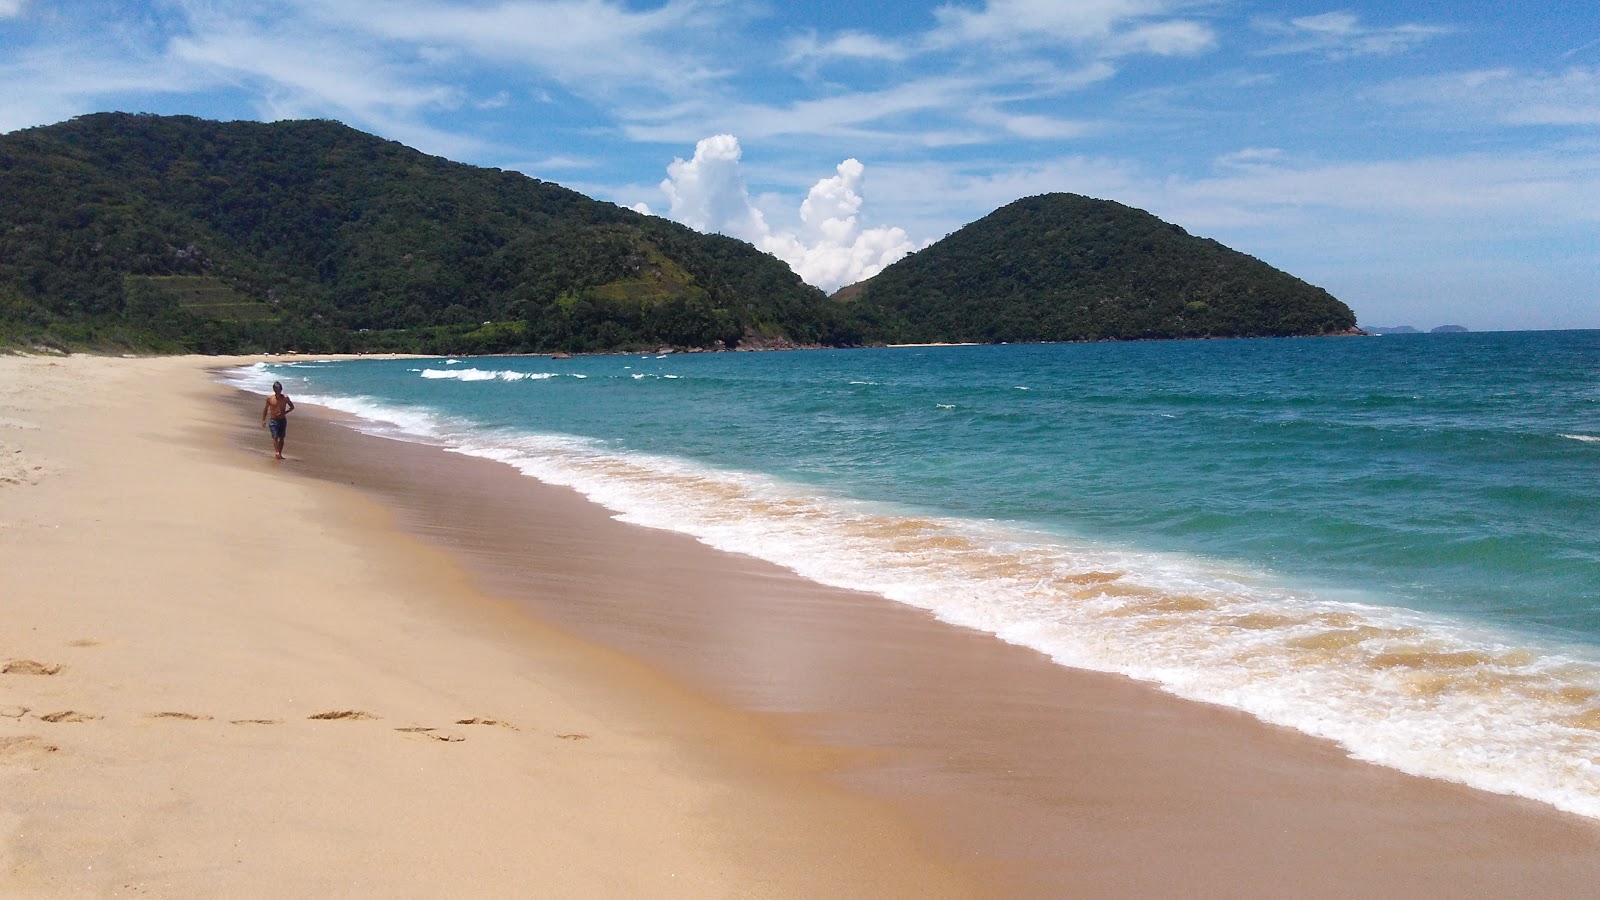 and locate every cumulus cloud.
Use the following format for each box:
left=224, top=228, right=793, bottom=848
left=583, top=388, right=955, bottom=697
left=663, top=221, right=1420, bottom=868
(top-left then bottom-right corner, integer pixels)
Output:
left=654, top=135, right=922, bottom=293
left=0, top=0, right=24, bottom=18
